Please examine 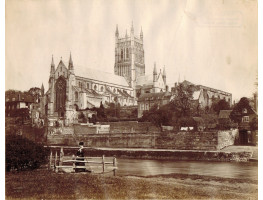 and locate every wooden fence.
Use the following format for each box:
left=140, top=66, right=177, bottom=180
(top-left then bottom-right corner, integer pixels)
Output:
left=48, top=147, right=117, bottom=175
